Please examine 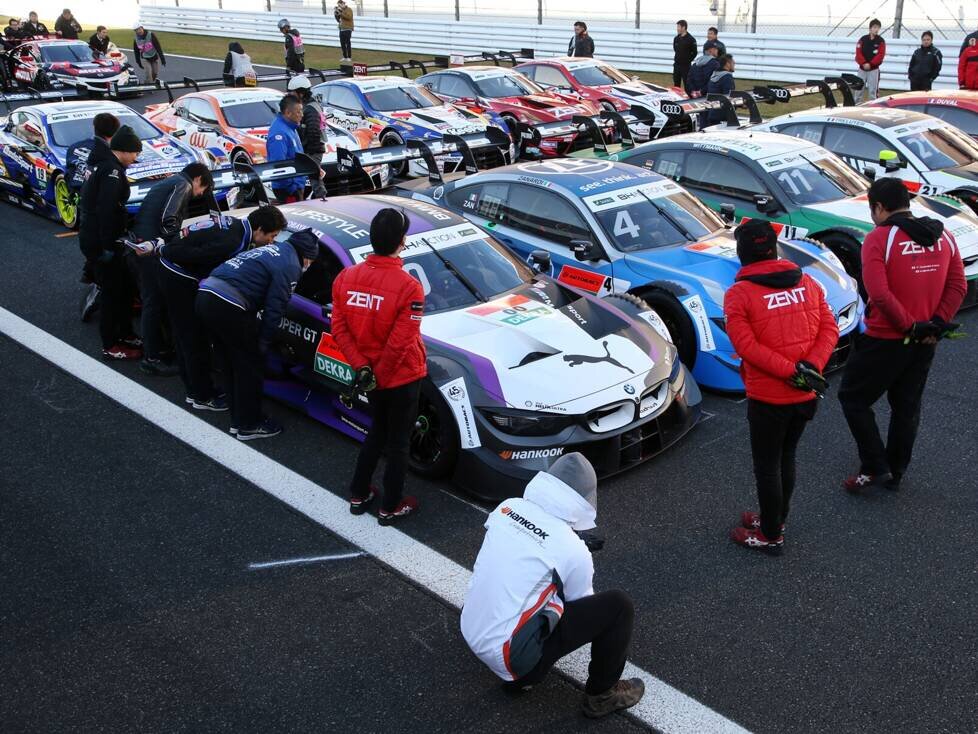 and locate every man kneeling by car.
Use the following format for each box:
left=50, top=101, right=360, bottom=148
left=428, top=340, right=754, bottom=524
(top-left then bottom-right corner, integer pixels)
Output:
left=461, top=453, right=644, bottom=718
